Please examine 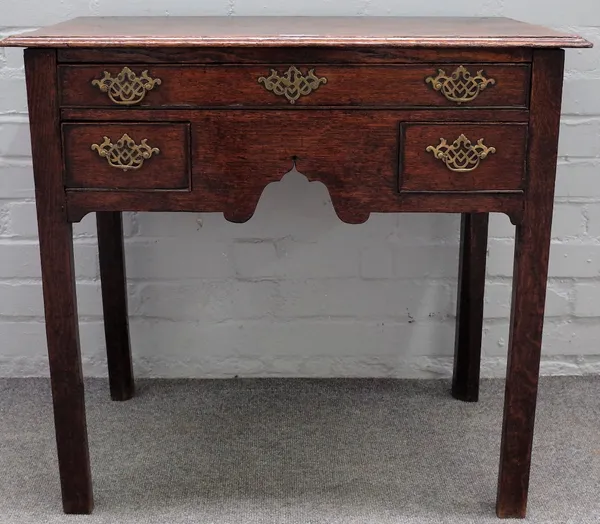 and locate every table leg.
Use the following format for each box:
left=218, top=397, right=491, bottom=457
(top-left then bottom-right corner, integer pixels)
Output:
left=40, top=216, right=94, bottom=513
left=25, top=48, right=93, bottom=514
left=496, top=48, right=564, bottom=519
left=452, top=212, right=488, bottom=402
left=97, top=212, right=134, bottom=401
left=496, top=217, right=549, bottom=518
